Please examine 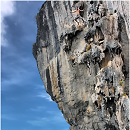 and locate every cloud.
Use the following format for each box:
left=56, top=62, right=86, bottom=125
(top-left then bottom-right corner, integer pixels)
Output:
left=1, top=1, right=16, bottom=47
left=27, top=118, right=48, bottom=127
left=27, top=117, right=49, bottom=127
left=2, top=64, right=32, bottom=91
left=34, top=85, right=45, bottom=90
left=1, top=54, right=37, bottom=91
left=35, top=85, right=53, bottom=102
left=30, top=106, right=45, bottom=112
left=2, top=114, right=16, bottom=121
left=27, top=111, right=66, bottom=127
left=37, top=93, right=53, bottom=102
